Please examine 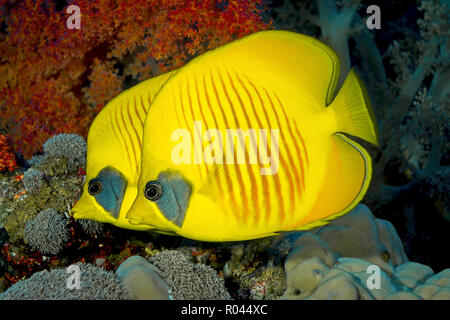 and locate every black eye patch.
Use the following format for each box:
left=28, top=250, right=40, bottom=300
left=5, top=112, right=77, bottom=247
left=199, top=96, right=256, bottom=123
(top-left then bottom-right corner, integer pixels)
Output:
left=144, top=170, right=192, bottom=227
